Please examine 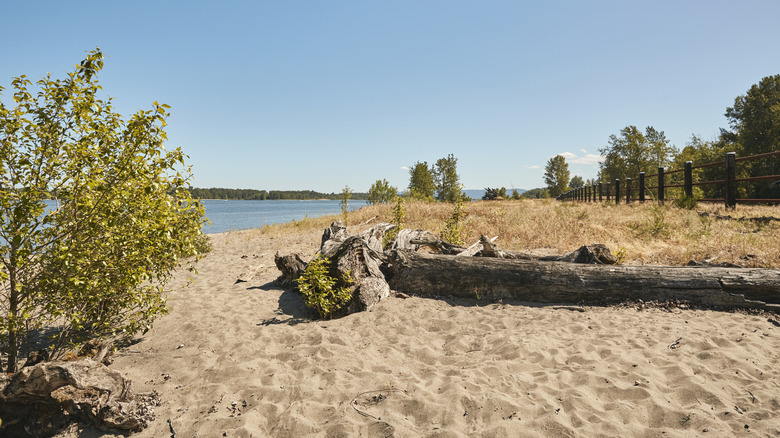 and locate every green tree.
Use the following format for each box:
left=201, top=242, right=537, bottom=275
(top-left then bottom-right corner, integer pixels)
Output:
left=671, top=135, right=727, bottom=199
left=569, top=175, right=585, bottom=188
left=407, top=161, right=435, bottom=201
left=510, top=189, right=521, bottom=200
left=543, top=155, right=570, bottom=197
left=724, top=75, right=780, bottom=197
left=433, top=154, right=463, bottom=203
left=482, top=187, right=508, bottom=201
left=366, top=179, right=397, bottom=205
left=598, top=125, right=677, bottom=182
left=0, top=49, right=208, bottom=372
